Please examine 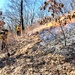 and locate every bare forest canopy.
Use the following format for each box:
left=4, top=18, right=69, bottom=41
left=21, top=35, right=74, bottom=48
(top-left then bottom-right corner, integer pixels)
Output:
left=3, top=0, right=75, bottom=30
